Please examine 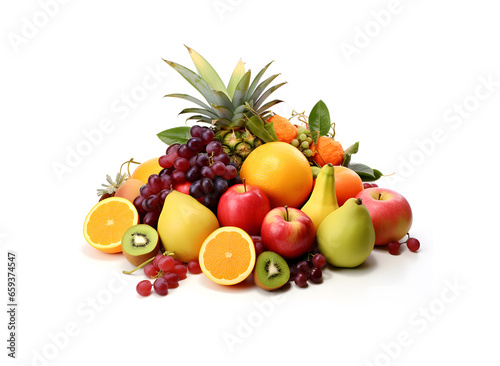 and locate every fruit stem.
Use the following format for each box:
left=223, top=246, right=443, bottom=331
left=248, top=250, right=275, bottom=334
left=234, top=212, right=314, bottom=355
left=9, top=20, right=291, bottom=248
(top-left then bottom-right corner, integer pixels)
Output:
left=285, top=205, right=289, bottom=221
left=122, top=250, right=175, bottom=275
left=355, top=198, right=363, bottom=205
left=120, top=158, right=141, bottom=179
left=243, top=177, right=247, bottom=192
